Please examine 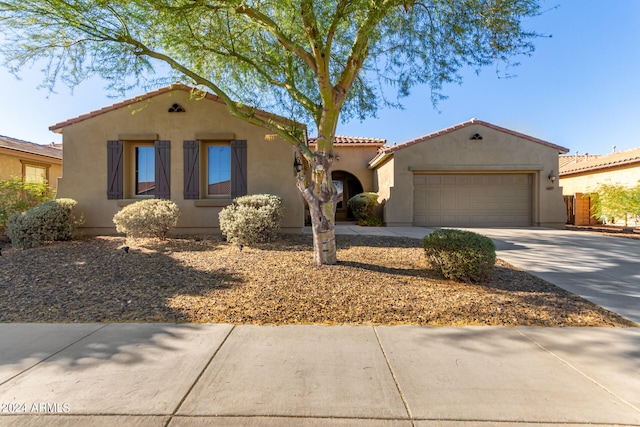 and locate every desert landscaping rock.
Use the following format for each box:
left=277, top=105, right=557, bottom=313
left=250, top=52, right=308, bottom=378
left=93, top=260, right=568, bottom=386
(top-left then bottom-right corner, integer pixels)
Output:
left=0, top=234, right=634, bottom=326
